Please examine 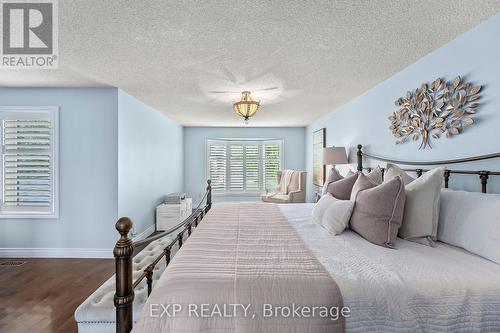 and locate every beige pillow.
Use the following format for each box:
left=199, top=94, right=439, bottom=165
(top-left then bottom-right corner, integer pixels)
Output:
left=312, top=193, right=336, bottom=224
left=385, top=166, right=445, bottom=246
left=321, top=198, right=354, bottom=235
left=384, top=163, right=414, bottom=185
left=321, top=167, right=343, bottom=195
left=366, top=166, right=384, bottom=185
left=326, top=172, right=359, bottom=200
left=350, top=176, right=406, bottom=248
